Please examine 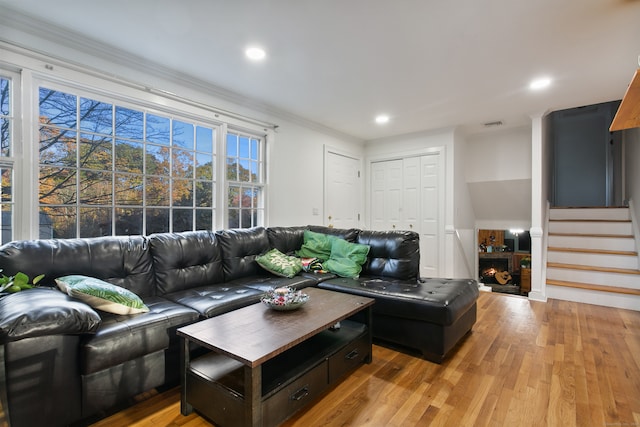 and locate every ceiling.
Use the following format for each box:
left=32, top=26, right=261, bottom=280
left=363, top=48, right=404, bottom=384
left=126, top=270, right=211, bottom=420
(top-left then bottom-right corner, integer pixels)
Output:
left=1, top=0, right=639, bottom=141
